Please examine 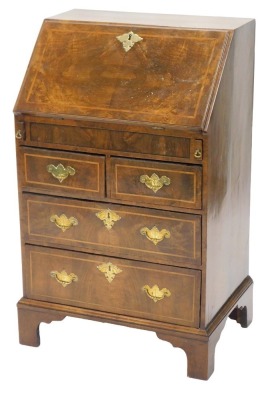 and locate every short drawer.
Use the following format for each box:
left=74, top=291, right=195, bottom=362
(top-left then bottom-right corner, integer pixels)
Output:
left=24, top=194, right=201, bottom=267
left=24, top=246, right=201, bottom=328
left=19, top=147, right=105, bottom=199
left=110, top=158, right=202, bottom=209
